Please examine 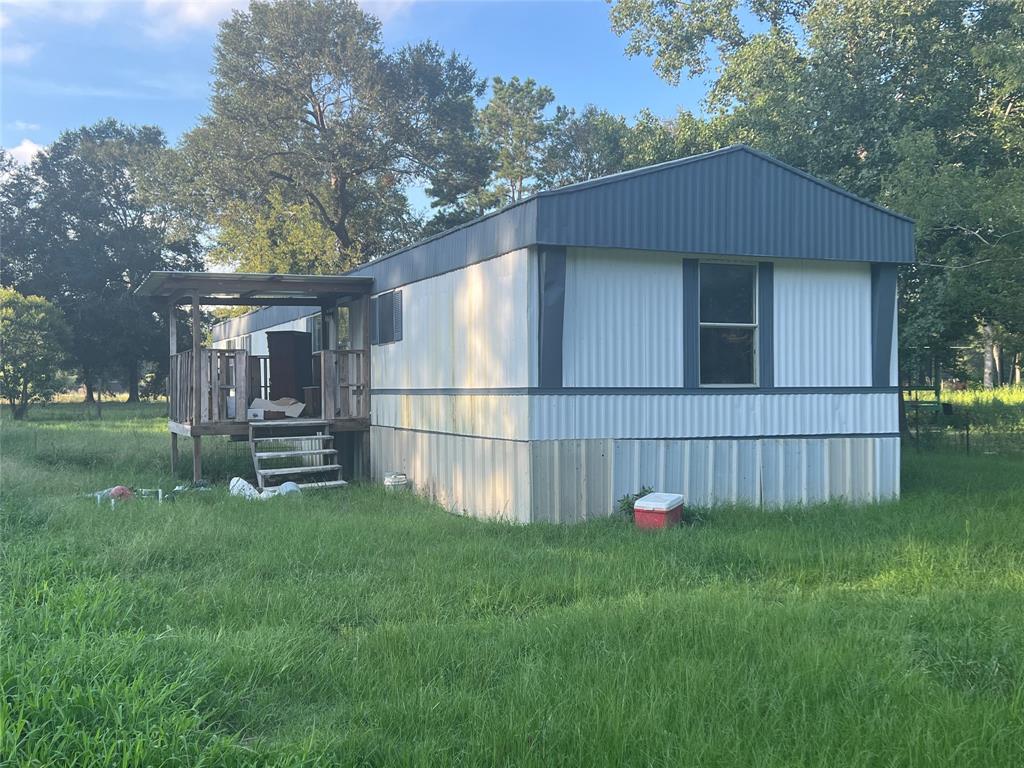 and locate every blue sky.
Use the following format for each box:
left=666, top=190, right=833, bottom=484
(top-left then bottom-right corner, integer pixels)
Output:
left=1, top=0, right=712, bottom=168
